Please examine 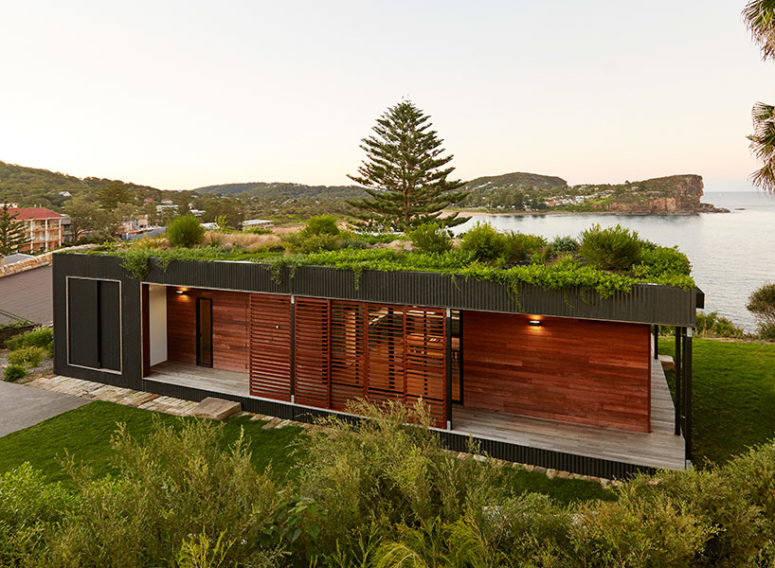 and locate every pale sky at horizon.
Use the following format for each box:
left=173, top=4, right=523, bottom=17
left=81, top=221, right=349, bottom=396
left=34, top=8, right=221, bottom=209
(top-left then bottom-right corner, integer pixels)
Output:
left=2, top=1, right=774, bottom=192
